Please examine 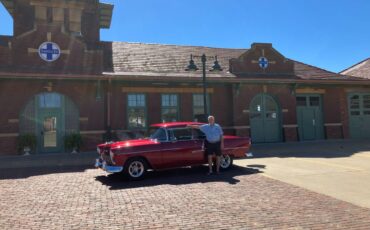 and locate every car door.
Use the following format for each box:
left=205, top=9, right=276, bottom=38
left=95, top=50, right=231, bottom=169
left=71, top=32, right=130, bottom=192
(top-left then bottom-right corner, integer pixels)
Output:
left=160, top=127, right=201, bottom=168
